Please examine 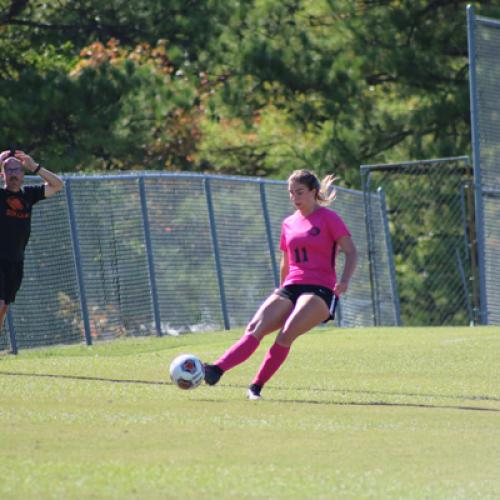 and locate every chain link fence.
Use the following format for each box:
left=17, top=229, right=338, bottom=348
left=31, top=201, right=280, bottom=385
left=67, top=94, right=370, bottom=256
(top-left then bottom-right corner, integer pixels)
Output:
left=467, top=6, right=500, bottom=324
left=483, top=188, right=500, bottom=324
left=2, top=172, right=394, bottom=353
left=362, top=157, right=476, bottom=326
